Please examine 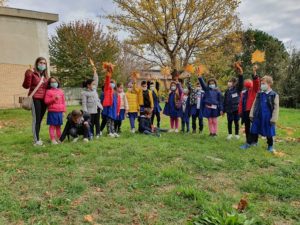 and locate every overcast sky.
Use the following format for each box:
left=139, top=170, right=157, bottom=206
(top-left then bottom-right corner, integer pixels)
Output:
left=7, top=0, right=300, bottom=49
